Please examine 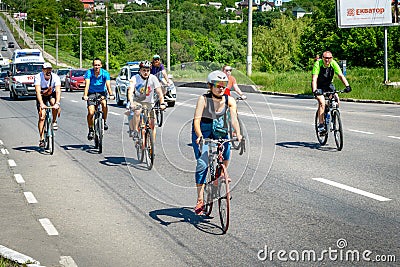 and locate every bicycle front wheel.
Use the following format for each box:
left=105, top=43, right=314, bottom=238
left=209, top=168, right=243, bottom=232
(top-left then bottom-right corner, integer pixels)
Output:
left=95, top=113, right=104, bottom=154
left=218, top=166, right=230, bottom=234
left=332, top=109, right=343, bottom=151
left=315, top=110, right=328, bottom=146
left=144, top=129, right=154, bottom=170
left=203, top=159, right=216, bottom=216
left=48, top=119, right=54, bottom=155
left=154, top=102, right=163, bottom=127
